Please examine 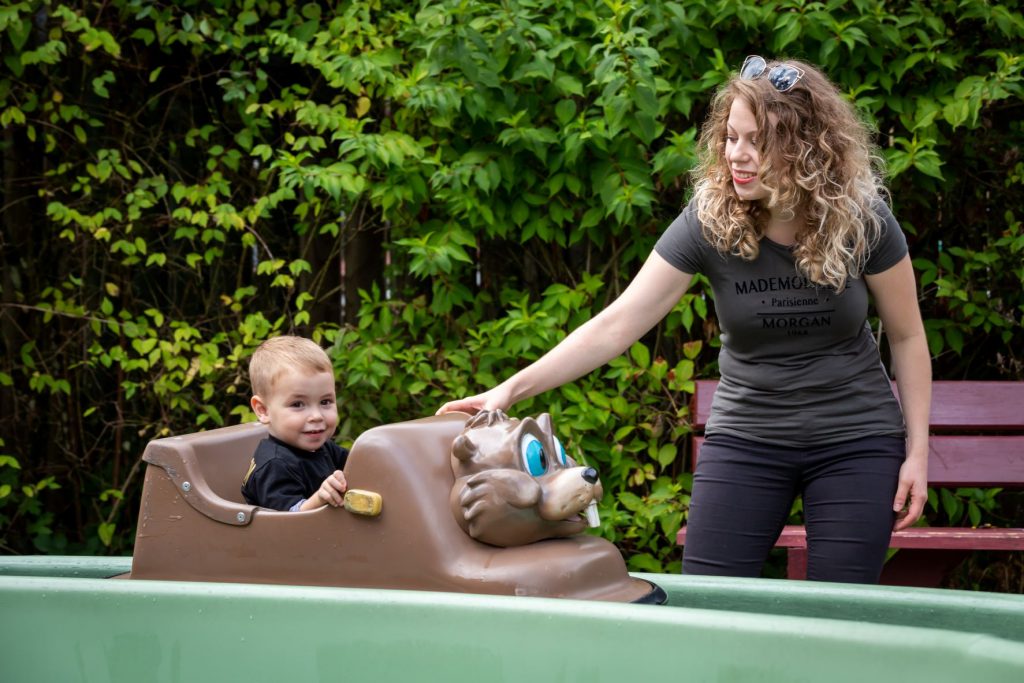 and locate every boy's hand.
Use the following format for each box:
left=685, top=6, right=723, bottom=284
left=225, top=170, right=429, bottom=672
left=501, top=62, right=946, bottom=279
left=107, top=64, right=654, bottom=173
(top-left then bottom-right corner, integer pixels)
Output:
left=315, top=470, right=348, bottom=507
